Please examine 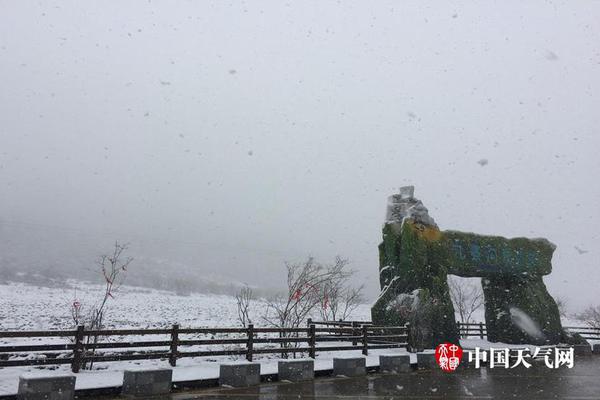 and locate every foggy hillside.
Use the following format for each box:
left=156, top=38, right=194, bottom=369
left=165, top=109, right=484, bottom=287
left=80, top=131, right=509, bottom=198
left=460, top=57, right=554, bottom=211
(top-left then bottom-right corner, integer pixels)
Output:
left=0, top=1, right=599, bottom=310
left=0, top=219, right=278, bottom=296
